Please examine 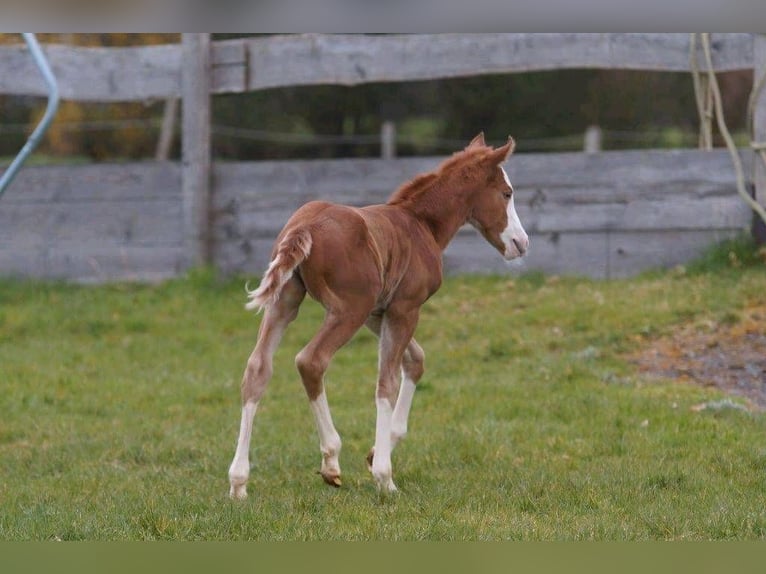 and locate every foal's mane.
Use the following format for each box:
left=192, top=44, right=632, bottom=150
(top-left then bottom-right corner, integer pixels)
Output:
left=387, top=146, right=492, bottom=207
